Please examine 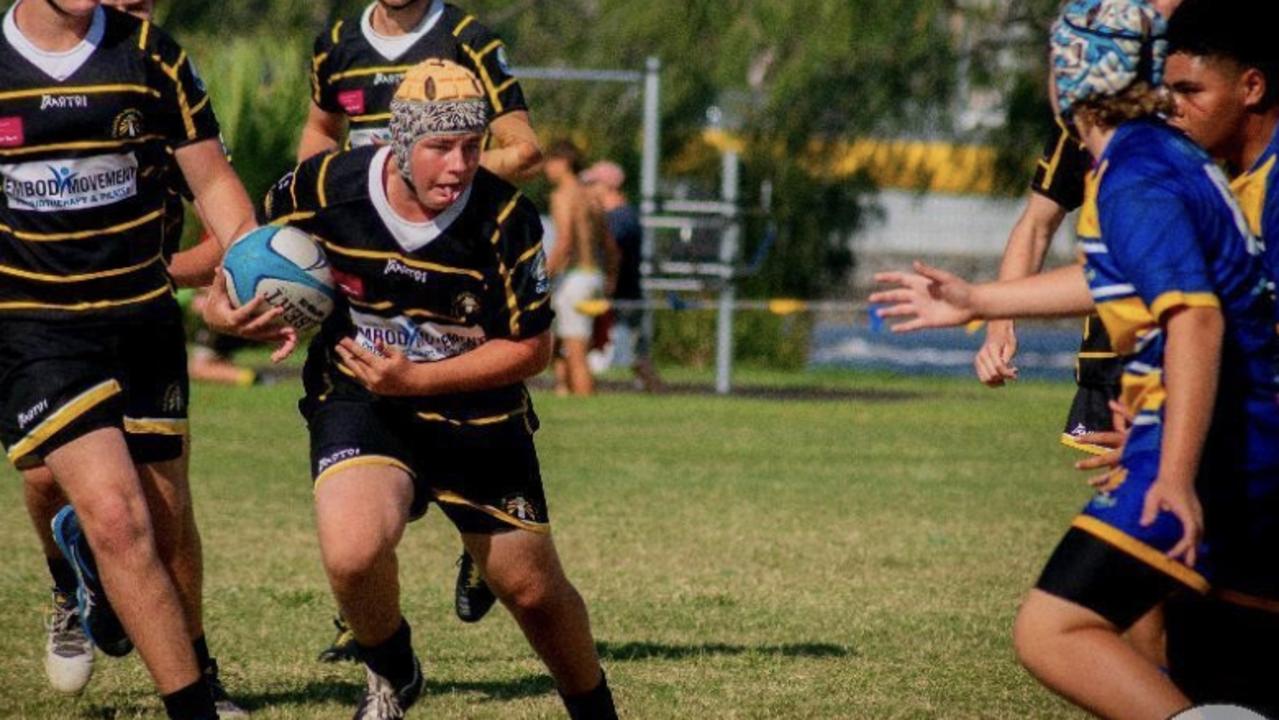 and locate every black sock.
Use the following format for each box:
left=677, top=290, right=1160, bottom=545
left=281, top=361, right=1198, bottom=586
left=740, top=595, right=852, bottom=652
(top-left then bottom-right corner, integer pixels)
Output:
left=161, top=677, right=218, bottom=720
left=358, top=619, right=415, bottom=689
left=561, top=672, right=617, bottom=720
left=47, top=556, right=77, bottom=596
left=192, top=635, right=213, bottom=675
